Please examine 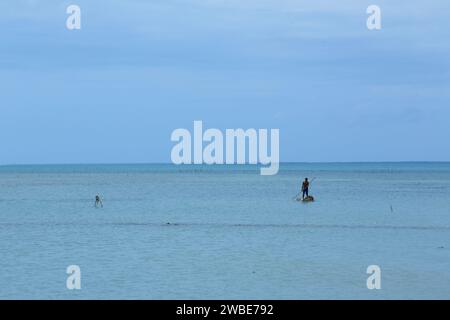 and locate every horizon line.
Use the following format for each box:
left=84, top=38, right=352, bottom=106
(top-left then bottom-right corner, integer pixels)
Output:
left=1, top=161, right=450, bottom=167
